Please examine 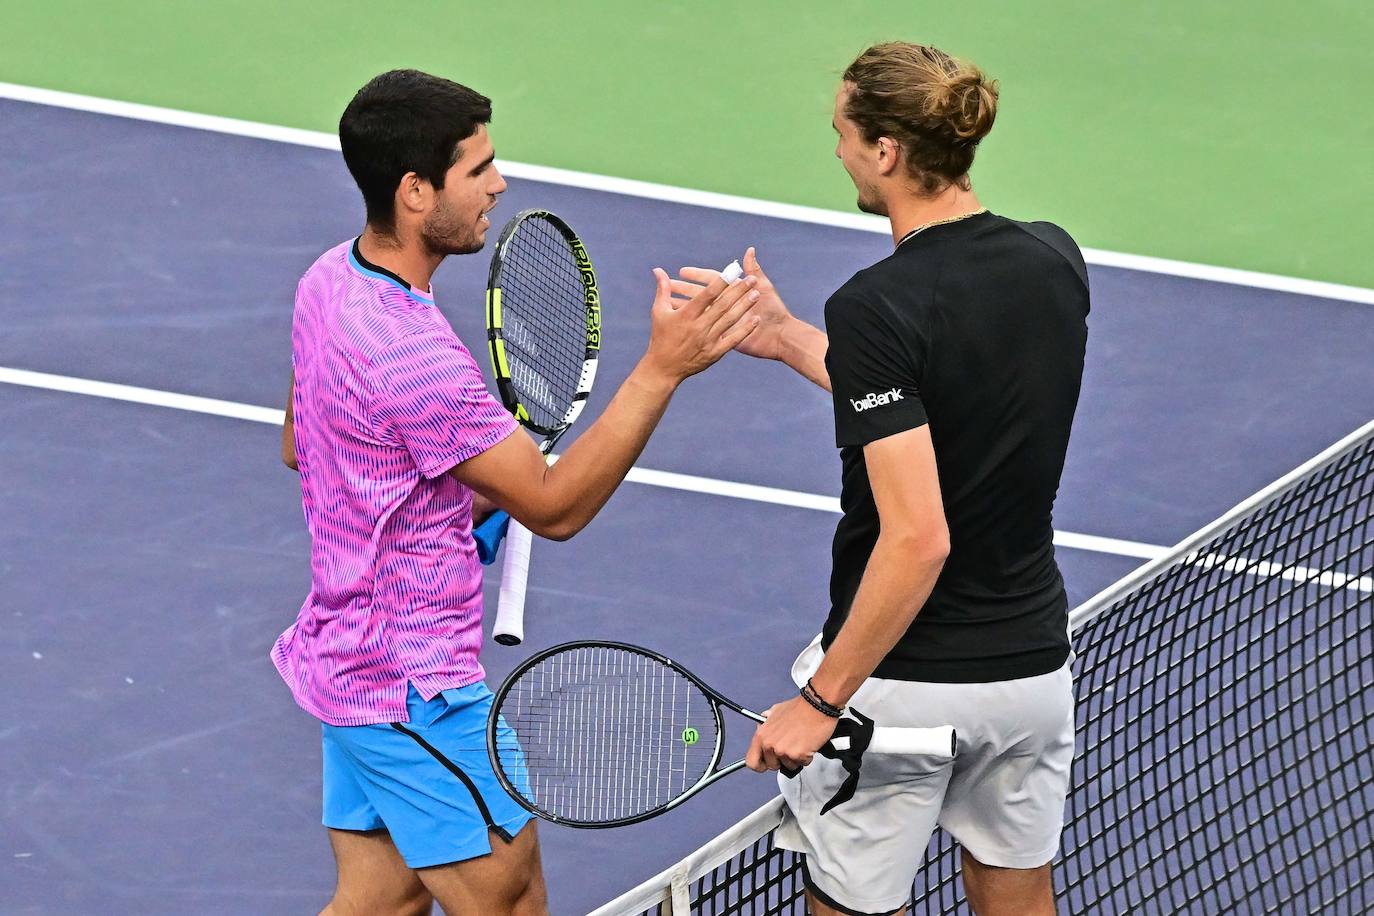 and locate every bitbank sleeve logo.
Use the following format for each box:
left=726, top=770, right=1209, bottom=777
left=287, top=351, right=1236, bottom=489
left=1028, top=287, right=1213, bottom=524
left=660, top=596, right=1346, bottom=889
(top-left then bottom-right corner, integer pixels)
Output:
left=850, top=387, right=906, bottom=412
